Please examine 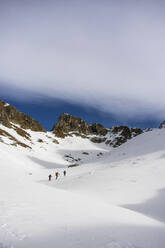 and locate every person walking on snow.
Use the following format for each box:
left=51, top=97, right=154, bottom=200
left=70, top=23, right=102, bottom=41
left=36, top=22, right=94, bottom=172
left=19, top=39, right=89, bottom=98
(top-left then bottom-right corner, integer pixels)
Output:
left=55, top=172, right=59, bottom=180
left=48, top=174, right=52, bottom=181
left=63, top=170, right=66, bottom=176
